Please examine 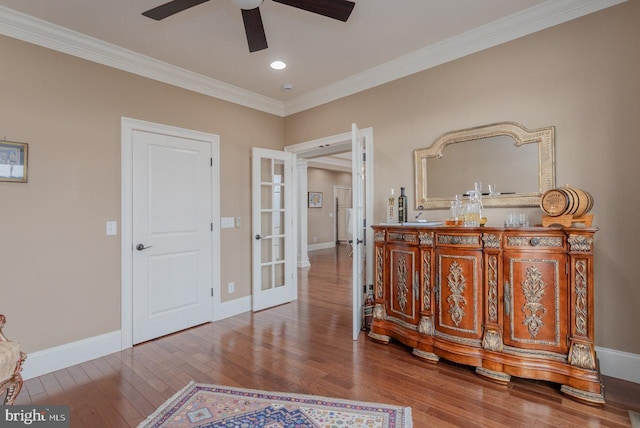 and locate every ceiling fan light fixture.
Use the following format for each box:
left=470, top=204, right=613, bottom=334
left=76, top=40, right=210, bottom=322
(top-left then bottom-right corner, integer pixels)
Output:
left=231, top=0, right=263, bottom=10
